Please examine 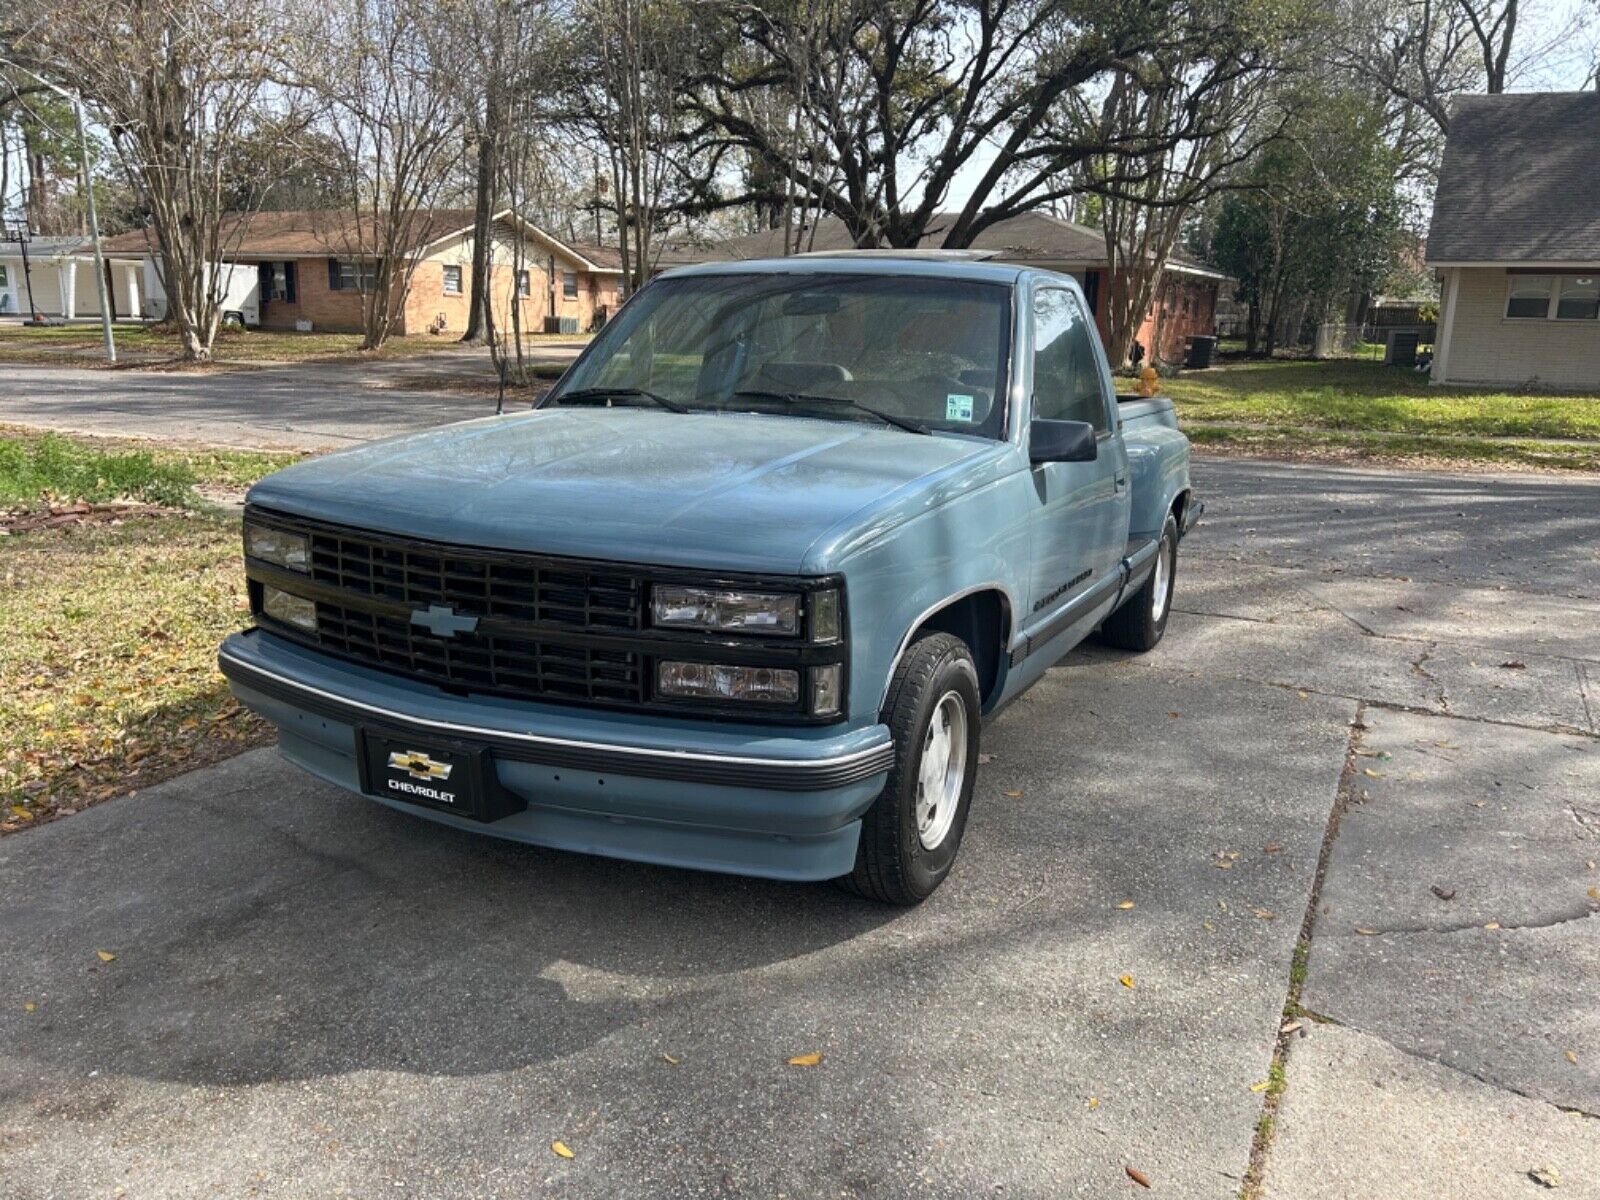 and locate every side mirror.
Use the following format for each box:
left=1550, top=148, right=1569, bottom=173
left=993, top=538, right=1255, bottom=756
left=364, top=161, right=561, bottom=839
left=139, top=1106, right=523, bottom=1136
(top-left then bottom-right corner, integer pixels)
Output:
left=1029, top=418, right=1098, bottom=464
